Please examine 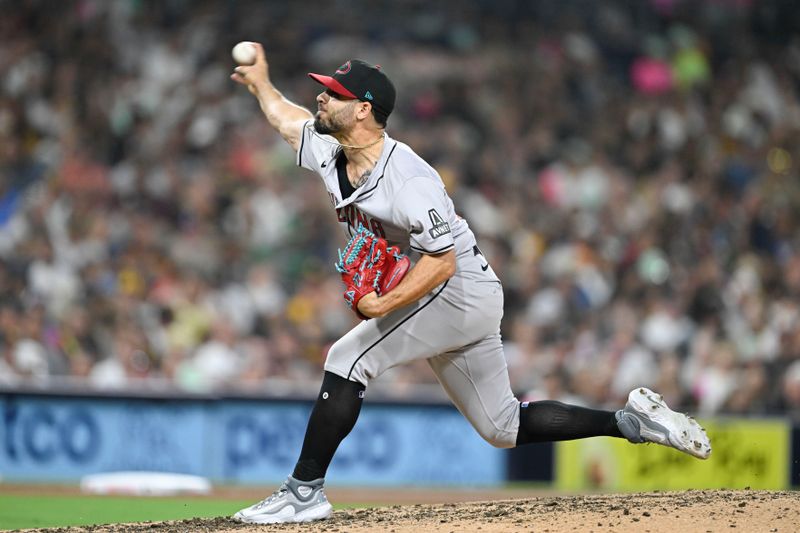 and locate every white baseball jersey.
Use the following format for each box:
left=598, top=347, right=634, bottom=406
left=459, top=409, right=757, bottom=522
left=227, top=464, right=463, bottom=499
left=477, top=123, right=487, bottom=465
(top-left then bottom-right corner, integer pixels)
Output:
left=295, top=120, right=519, bottom=448
left=297, top=121, right=496, bottom=274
